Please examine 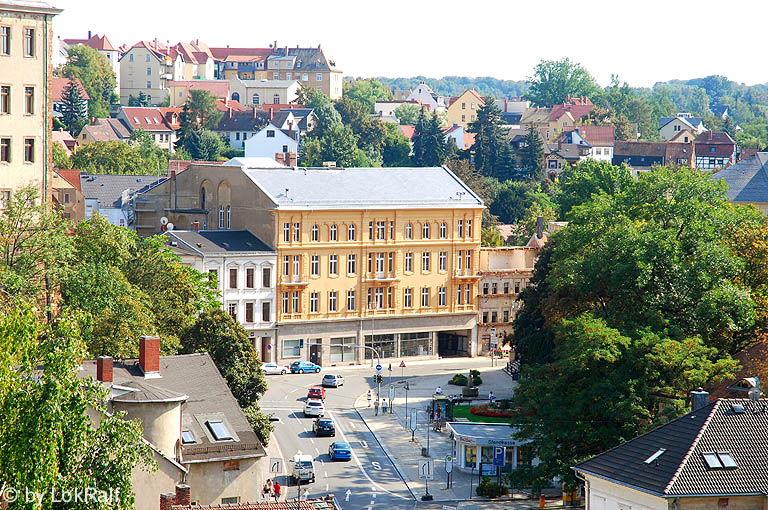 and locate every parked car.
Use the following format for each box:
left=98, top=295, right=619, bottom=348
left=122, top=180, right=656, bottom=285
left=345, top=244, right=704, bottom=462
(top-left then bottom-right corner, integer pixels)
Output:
left=291, top=453, right=316, bottom=484
left=261, top=362, right=289, bottom=375
left=307, top=385, right=326, bottom=400
left=328, top=442, right=351, bottom=461
left=321, top=374, right=344, bottom=387
left=312, top=418, right=335, bottom=437
left=304, top=399, right=325, bottom=417
left=290, top=361, right=321, bottom=374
